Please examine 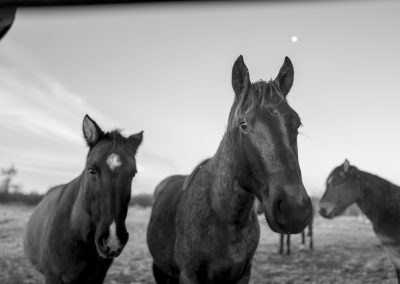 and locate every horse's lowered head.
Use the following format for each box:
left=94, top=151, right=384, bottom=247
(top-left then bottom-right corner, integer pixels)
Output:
left=229, top=55, right=312, bottom=234
left=319, top=159, right=360, bottom=219
left=77, top=115, right=143, bottom=259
